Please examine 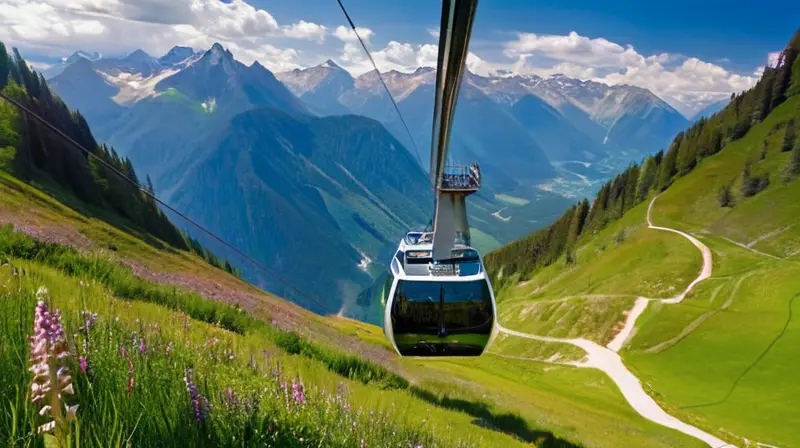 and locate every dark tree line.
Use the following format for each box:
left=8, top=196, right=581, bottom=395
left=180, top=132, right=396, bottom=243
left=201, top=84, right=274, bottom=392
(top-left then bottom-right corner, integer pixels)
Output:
left=0, top=42, right=240, bottom=278
left=486, top=27, right=800, bottom=283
